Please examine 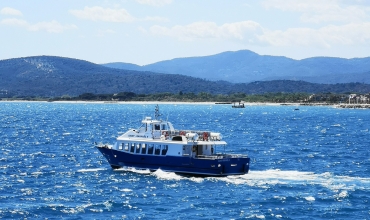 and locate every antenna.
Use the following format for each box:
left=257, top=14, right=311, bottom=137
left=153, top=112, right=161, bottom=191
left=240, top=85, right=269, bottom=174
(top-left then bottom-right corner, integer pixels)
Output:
left=154, top=104, right=162, bottom=120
